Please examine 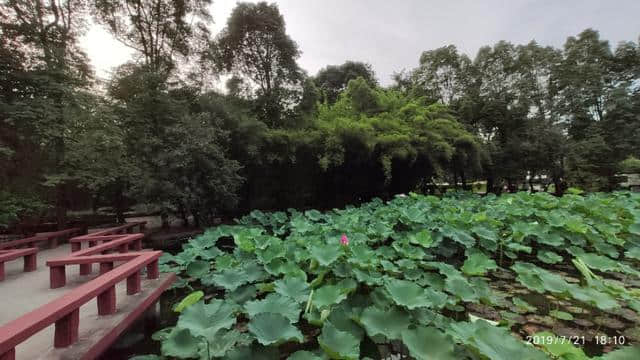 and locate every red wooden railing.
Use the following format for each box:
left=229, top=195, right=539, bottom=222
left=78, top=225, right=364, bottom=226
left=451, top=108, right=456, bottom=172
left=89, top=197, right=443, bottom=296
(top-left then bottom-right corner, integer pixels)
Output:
left=0, top=251, right=167, bottom=360
left=0, top=249, right=38, bottom=281
left=0, top=228, right=85, bottom=250
left=49, top=233, right=145, bottom=288
left=85, top=221, right=146, bottom=237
